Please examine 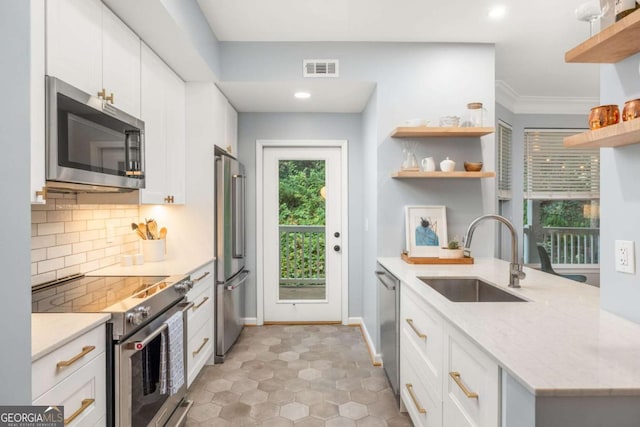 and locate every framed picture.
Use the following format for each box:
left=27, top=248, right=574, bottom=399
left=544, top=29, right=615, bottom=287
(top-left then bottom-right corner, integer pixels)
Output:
left=405, top=205, right=448, bottom=257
